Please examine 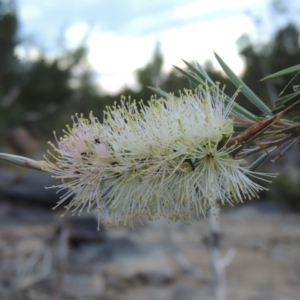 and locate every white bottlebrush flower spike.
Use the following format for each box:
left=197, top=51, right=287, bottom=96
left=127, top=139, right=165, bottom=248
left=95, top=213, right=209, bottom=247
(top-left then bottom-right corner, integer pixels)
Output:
left=44, top=84, right=274, bottom=228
